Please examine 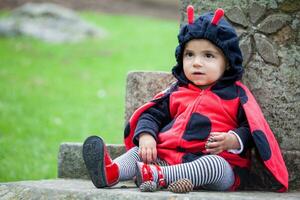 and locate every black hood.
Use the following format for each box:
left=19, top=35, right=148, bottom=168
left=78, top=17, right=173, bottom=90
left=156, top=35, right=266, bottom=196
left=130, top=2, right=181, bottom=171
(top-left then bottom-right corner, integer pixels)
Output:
left=172, top=10, right=244, bottom=86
